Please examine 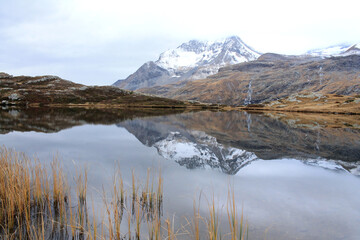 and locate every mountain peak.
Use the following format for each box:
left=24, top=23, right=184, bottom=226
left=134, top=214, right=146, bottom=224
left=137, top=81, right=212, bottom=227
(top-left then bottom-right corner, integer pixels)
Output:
left=156, top=36, right=260, bottom=70
left=224, top=35, right=243, bottom=43
left=346, top=43, right=360, bottom=51
left=178, top=40, right=207, bottom=54
left=114, top=36, right=260, bottom=90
